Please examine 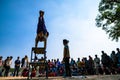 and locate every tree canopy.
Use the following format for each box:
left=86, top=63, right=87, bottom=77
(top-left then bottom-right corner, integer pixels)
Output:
left=96, top=0, right=120, bottom=41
